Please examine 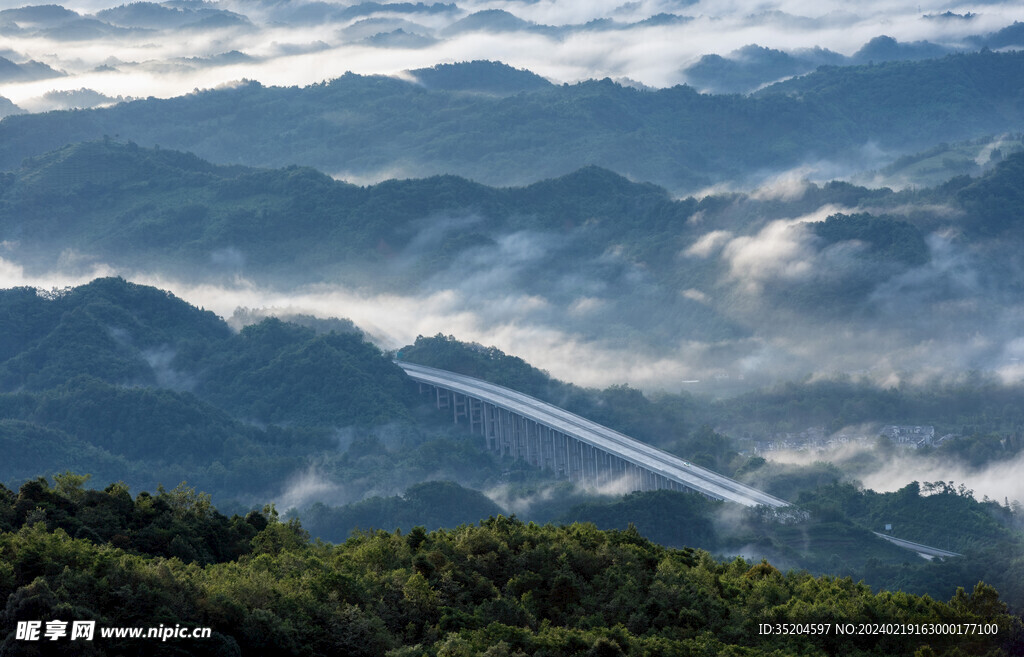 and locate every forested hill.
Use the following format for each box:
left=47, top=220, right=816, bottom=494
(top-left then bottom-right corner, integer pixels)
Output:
left=0, top=277, right=423, bottom=501
left=0, top=478, right=1020, bottom=656
left=2, top=137, right=1024, bottom=399
left=7, top=140, right=1022, bottom=284
left=5, top=139, right=1024, bottom=368
left=0, top=140, right=709, bottom=308
left=1, top=52, right=1023, bottom=191
left=5, top=279, right=1024, bottom=615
